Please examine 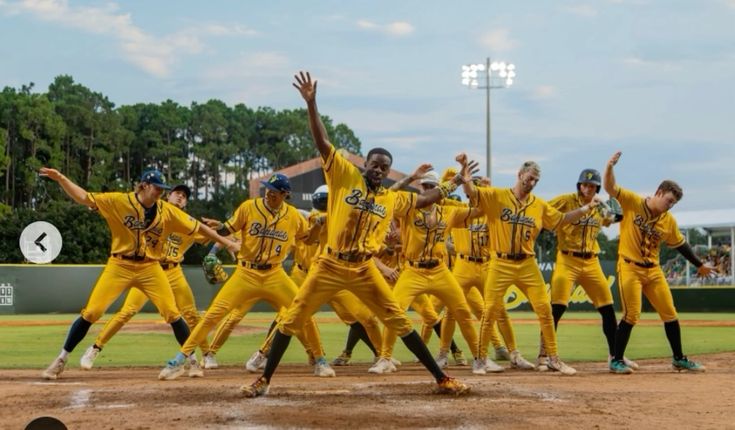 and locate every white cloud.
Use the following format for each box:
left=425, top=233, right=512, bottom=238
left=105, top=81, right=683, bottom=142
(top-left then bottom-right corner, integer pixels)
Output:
left=565, top=4, right=598, bottom=17
left=531, top=85, right=558, bottom=99
left=622, top=56, right=682, bottom=72
left=1, top=1, right=255, bottom=77
left=356, top=19, right=414, bottom=36
left=725, top=0, right=735, bottom=9
left=478, top=28, right=518, bottom=52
